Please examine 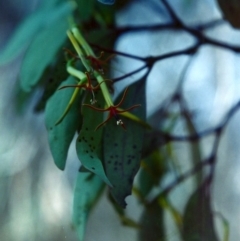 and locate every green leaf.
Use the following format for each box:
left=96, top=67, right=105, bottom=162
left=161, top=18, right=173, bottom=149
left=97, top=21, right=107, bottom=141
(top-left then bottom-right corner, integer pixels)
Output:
left=45, top=76, right=82, bottom=170
left=0, top=1, right=75, bottom=65
left=103, top=76, right=146, bottom=208
left=76, top=90, right=112, bottom=186
left=139, top=199, right=165, bottom=241
left=182, top=181, right=219, bottom=241
left=34, top=52, right=69, bottom=111
left=73, top=171, right=105, bottom=241
left=19, top=4, right=75, bottom=92
left=40, top=0, right=63, bottom=10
